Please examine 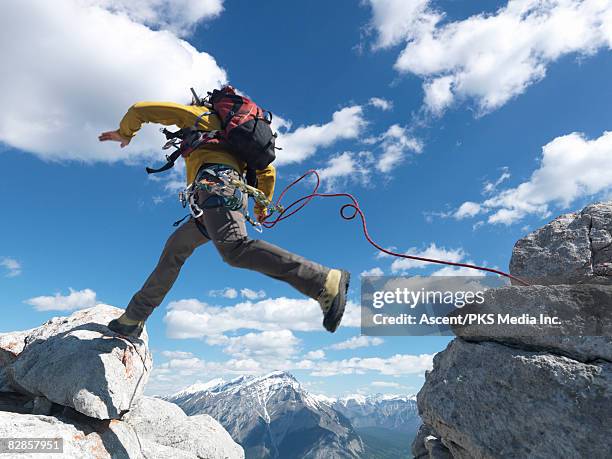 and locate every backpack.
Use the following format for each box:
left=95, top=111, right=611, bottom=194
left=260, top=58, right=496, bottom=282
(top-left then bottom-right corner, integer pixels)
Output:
left=146, top=86, right=277, bottom=187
